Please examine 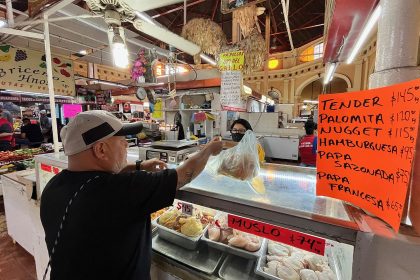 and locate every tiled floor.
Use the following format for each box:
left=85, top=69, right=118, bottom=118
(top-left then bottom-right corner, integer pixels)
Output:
left=0, top=197, right=37, bottom=280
